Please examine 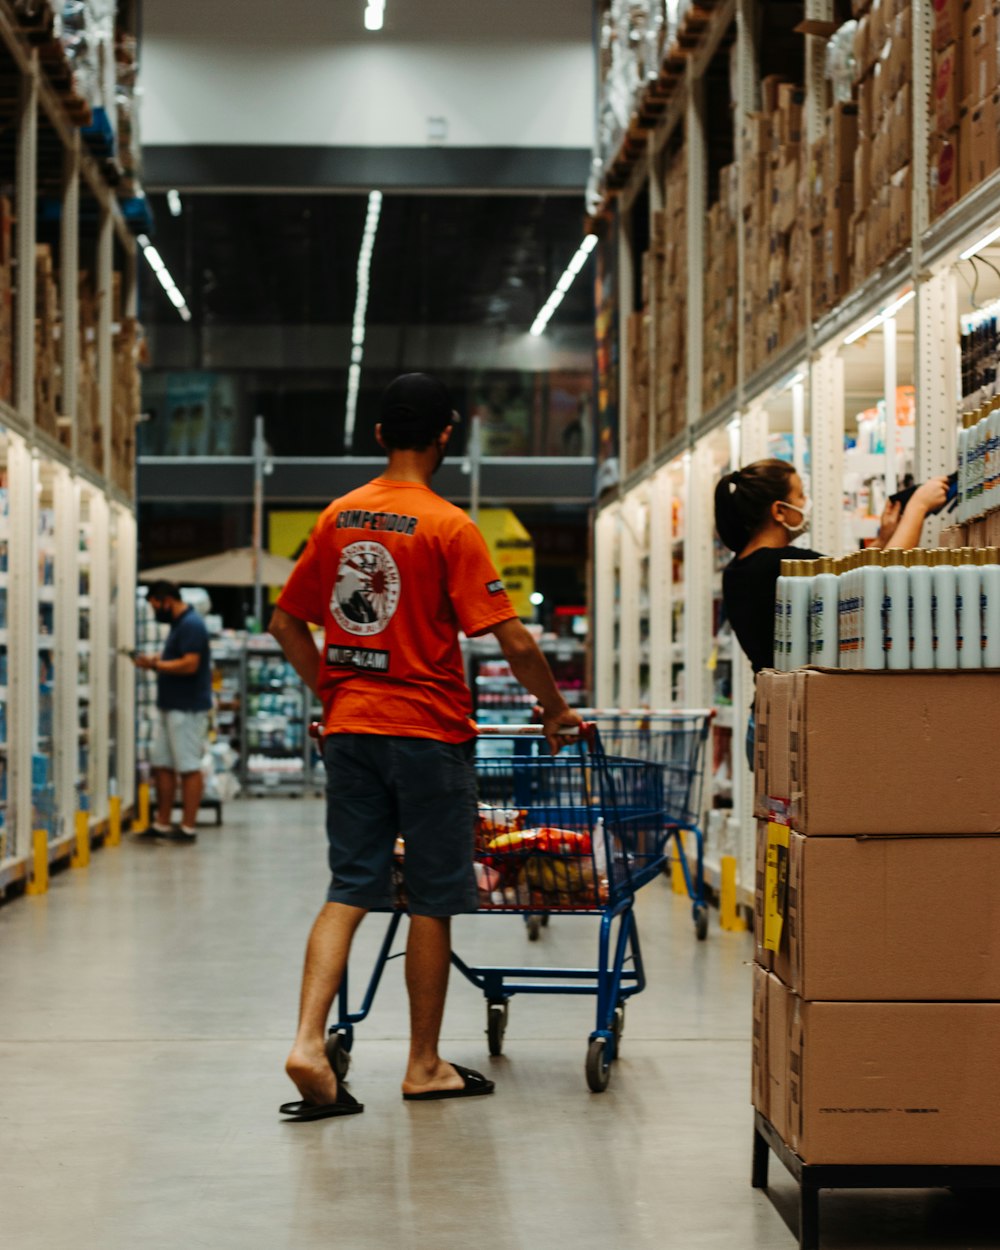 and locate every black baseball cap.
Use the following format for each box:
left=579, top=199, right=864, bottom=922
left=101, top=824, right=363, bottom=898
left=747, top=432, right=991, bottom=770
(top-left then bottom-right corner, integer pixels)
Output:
left=378, top=373, right=460, bottom=447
